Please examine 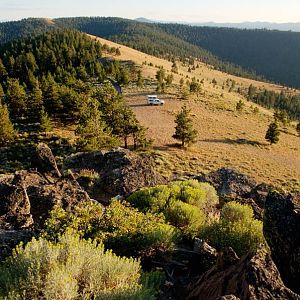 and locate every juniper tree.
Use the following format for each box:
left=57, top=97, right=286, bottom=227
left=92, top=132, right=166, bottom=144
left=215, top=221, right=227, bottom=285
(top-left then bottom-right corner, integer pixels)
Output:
left=265, top=122, right=280, bottom=144
left=173, top=105, right=198, bottom=147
